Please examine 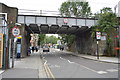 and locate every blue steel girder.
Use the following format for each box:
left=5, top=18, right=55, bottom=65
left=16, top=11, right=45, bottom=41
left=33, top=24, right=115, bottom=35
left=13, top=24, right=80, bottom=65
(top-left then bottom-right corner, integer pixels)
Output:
left=17, top=15, right=98, bottom=34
